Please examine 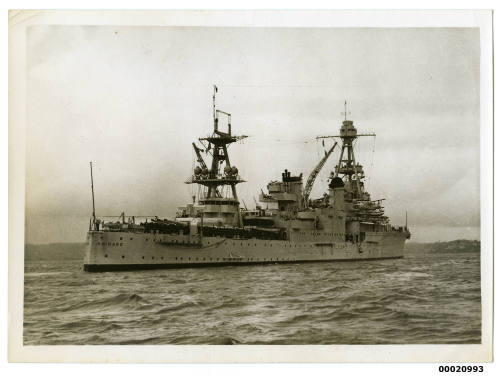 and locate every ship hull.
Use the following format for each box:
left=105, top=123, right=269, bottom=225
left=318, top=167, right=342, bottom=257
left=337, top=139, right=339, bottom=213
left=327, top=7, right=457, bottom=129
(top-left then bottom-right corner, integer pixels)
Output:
left=83, top=230, right=407, bottom=272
